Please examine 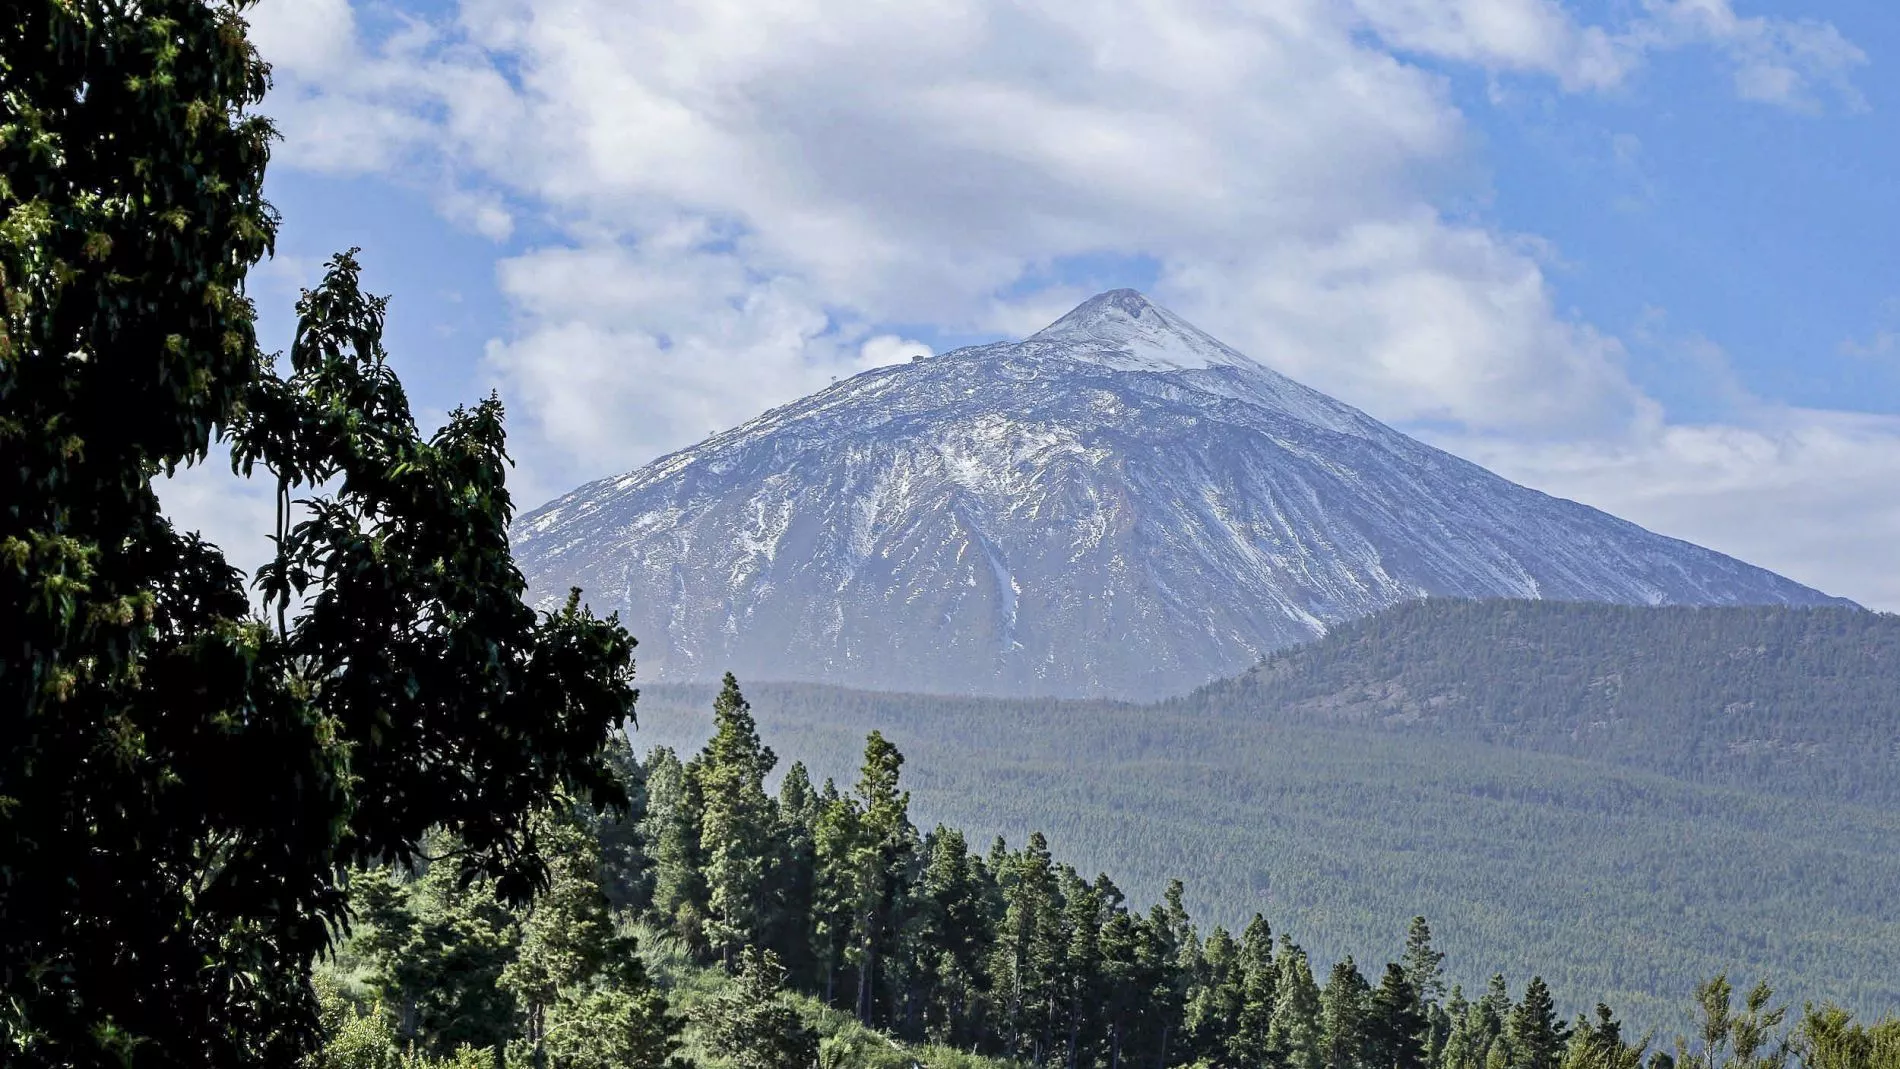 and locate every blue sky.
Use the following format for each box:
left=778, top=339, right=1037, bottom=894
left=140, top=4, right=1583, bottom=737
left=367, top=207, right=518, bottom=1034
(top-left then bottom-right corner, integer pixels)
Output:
left=170, top=0, right=1900, bottom=608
